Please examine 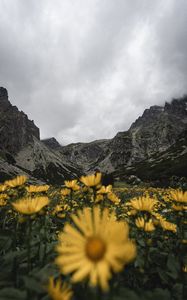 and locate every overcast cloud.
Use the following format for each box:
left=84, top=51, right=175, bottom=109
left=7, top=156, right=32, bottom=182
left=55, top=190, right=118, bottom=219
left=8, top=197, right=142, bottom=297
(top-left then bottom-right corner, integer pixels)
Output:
left=0, top=0, right=187, bottom=144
